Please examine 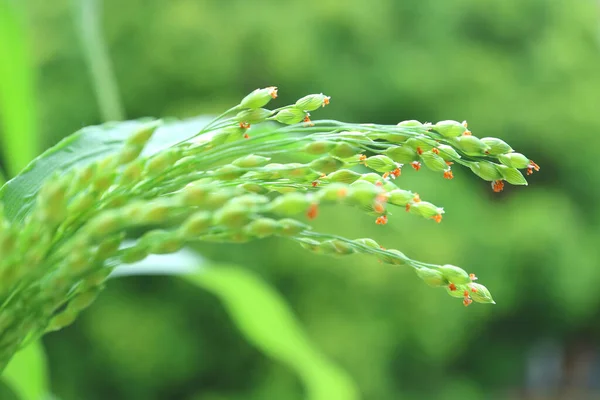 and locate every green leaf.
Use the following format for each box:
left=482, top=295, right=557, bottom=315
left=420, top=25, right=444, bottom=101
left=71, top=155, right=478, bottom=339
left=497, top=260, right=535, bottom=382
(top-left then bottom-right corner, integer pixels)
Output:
left=0, top=117, right=210, bottom=223
left=2, top=341, right=50, bottom=400
left=186, top=265, right=359, bottom=400
left=0, top=0, right=39, bottom=176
